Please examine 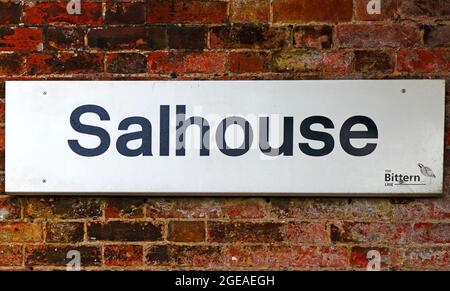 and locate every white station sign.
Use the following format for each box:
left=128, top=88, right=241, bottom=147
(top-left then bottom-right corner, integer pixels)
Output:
left=5, top=80, right=445, bottom=196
